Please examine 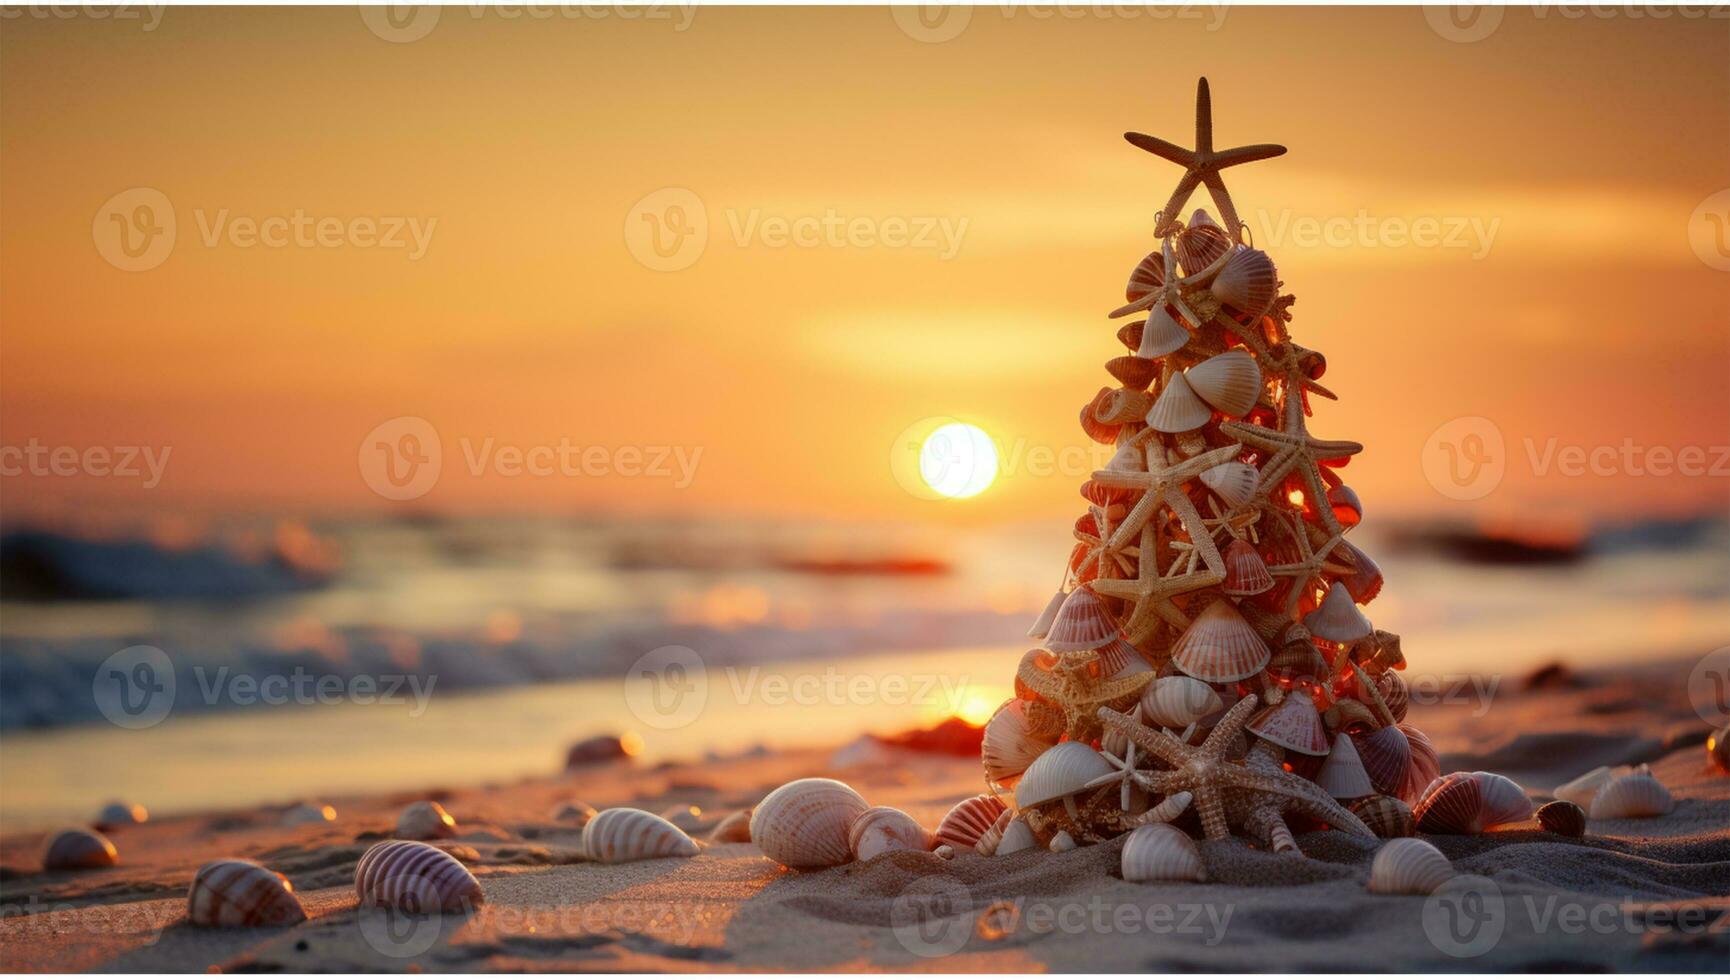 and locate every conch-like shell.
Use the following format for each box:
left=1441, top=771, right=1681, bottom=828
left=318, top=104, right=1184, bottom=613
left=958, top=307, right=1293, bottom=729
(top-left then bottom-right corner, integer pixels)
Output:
left=1210, top=247, right=1278, bottom=320
left=1316, top=733, right=1375, bottom=798
left=1015, top=742, right=1114, bottom=810
left=94, top=801, right=147, bottom=830
left=355, top=839, right=483, bottom=913
left=396, top=800, right=458, bottom=840
left=1184, top=351, right=1261, bottom=418
left=1413, top=771, right=1533, bottom=834
left=1137, top=306, right=1190, bottom=360
left=1026, top=589, right=1066, bottom=640
left=552, top=800, right=599, bottom=826
left=935, top=795, right=1006, bottom=851
left=1367, top=838, right=1453, bottom=896
left=188, top=859, right=307, bottom=927
left=1304, top=582, right=1372, bottom=644
left=1124, top=250, right=1164, bottom=303
left=983, top=698, right=1056, bottom=791
left=1349, top=794, right=1415, bottom=838
left=1106, top=356, right=1157, bottom=391
left=994, top=816, right=1038, bottom=855
left=1176, top=210, right=1232, bottom=275
left=1144, top=373, right=1212, bottom=433
left=584, top=808, right=701, bottom=863
left=1249, top=690, right=1329, bottom=756
left=1171, top=599, right=1271, bottom=683
left=975, top=809, right=1015, bottom=856
left=750, top=778, right=869, bottom=870
left=43, top=828, right=118, bottom=871
left=1536, top=800, right=1586, bottom=837
left=1201, top=462, right=1260, bottom=510
left=1120, top=824, right=1206, bottom=883
left=711, top=809, right=754, bottom=843
left=1140, top=676, right=1223, bottom=729
left=1552, top=765, right=1632, bottom=809
left=1221, top=538, right=1273, bottom=596
left=1587, top=767, right=1674, bottom=819
left=1042, top=587, right=1120, bottom=654
left=848, top=806, right=933, bottom=861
